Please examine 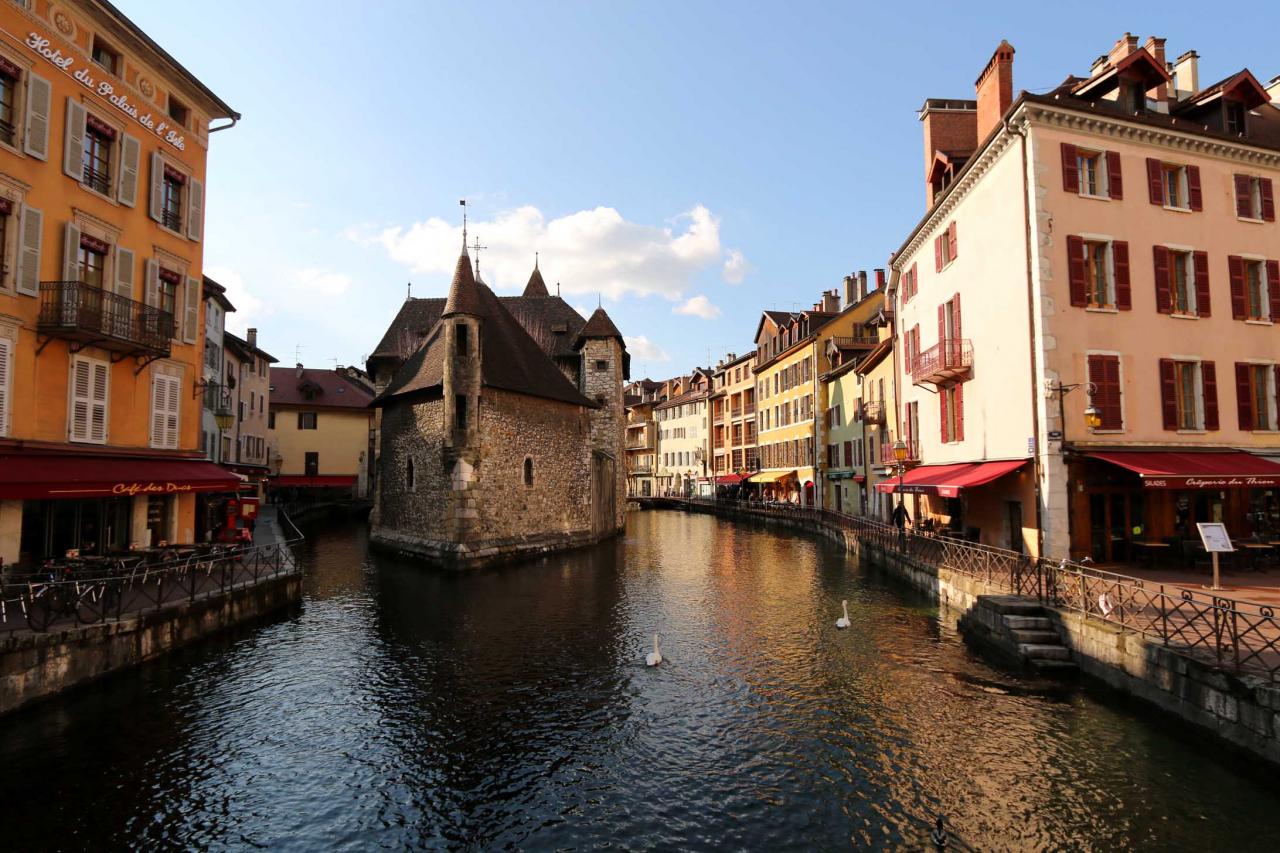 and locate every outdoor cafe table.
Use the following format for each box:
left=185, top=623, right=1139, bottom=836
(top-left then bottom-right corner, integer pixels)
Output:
left=1240, top=543, right=1272, bottom=573
left=1131, top=540, right=1171, bottom=567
